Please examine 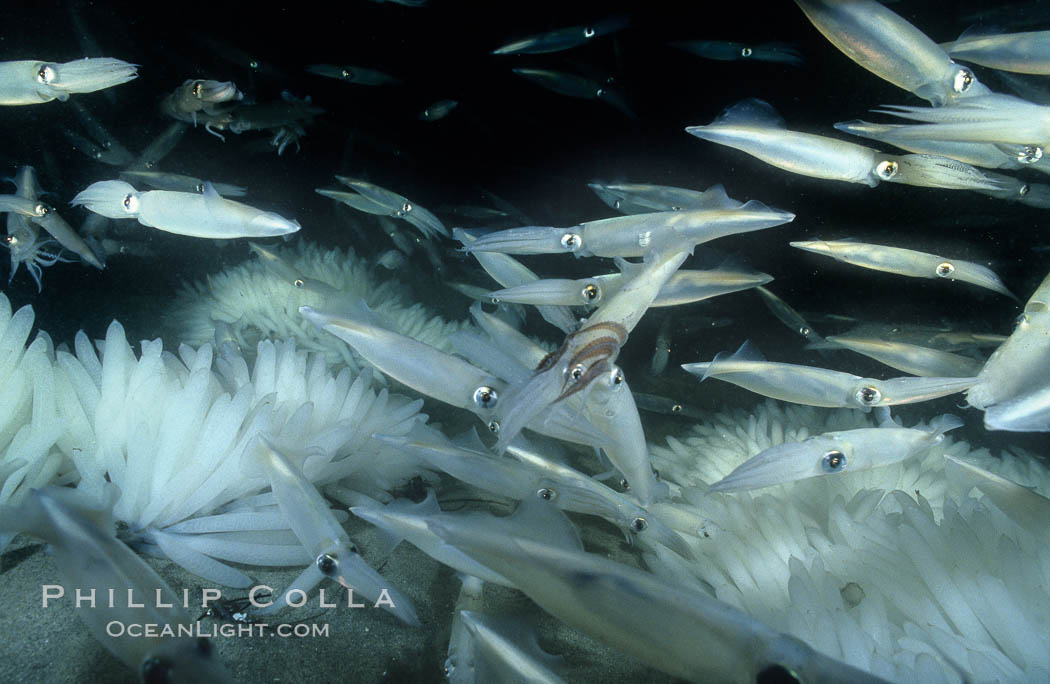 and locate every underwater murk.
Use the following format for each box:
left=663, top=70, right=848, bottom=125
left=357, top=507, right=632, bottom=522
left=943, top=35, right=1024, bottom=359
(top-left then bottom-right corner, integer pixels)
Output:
left=1, top=0, right=1049, bottom=682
